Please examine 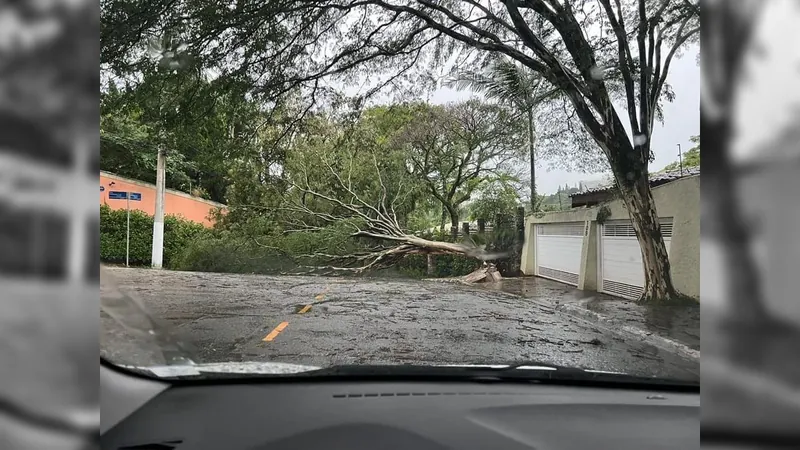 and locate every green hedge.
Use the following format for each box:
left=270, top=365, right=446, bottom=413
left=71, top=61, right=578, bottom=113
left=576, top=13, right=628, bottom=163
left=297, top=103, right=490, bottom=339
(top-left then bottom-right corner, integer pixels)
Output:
left=396, top=254, right=482, bottom=278
left=100, top=204, right=206, bottom=268
left=169, top=232, right=298, bottom=274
